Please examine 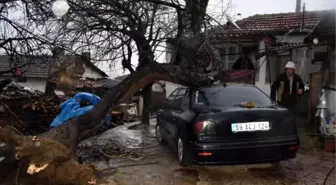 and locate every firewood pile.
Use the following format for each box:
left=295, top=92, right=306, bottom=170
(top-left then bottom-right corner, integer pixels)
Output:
left=22, top=96, right=63, bottom=115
